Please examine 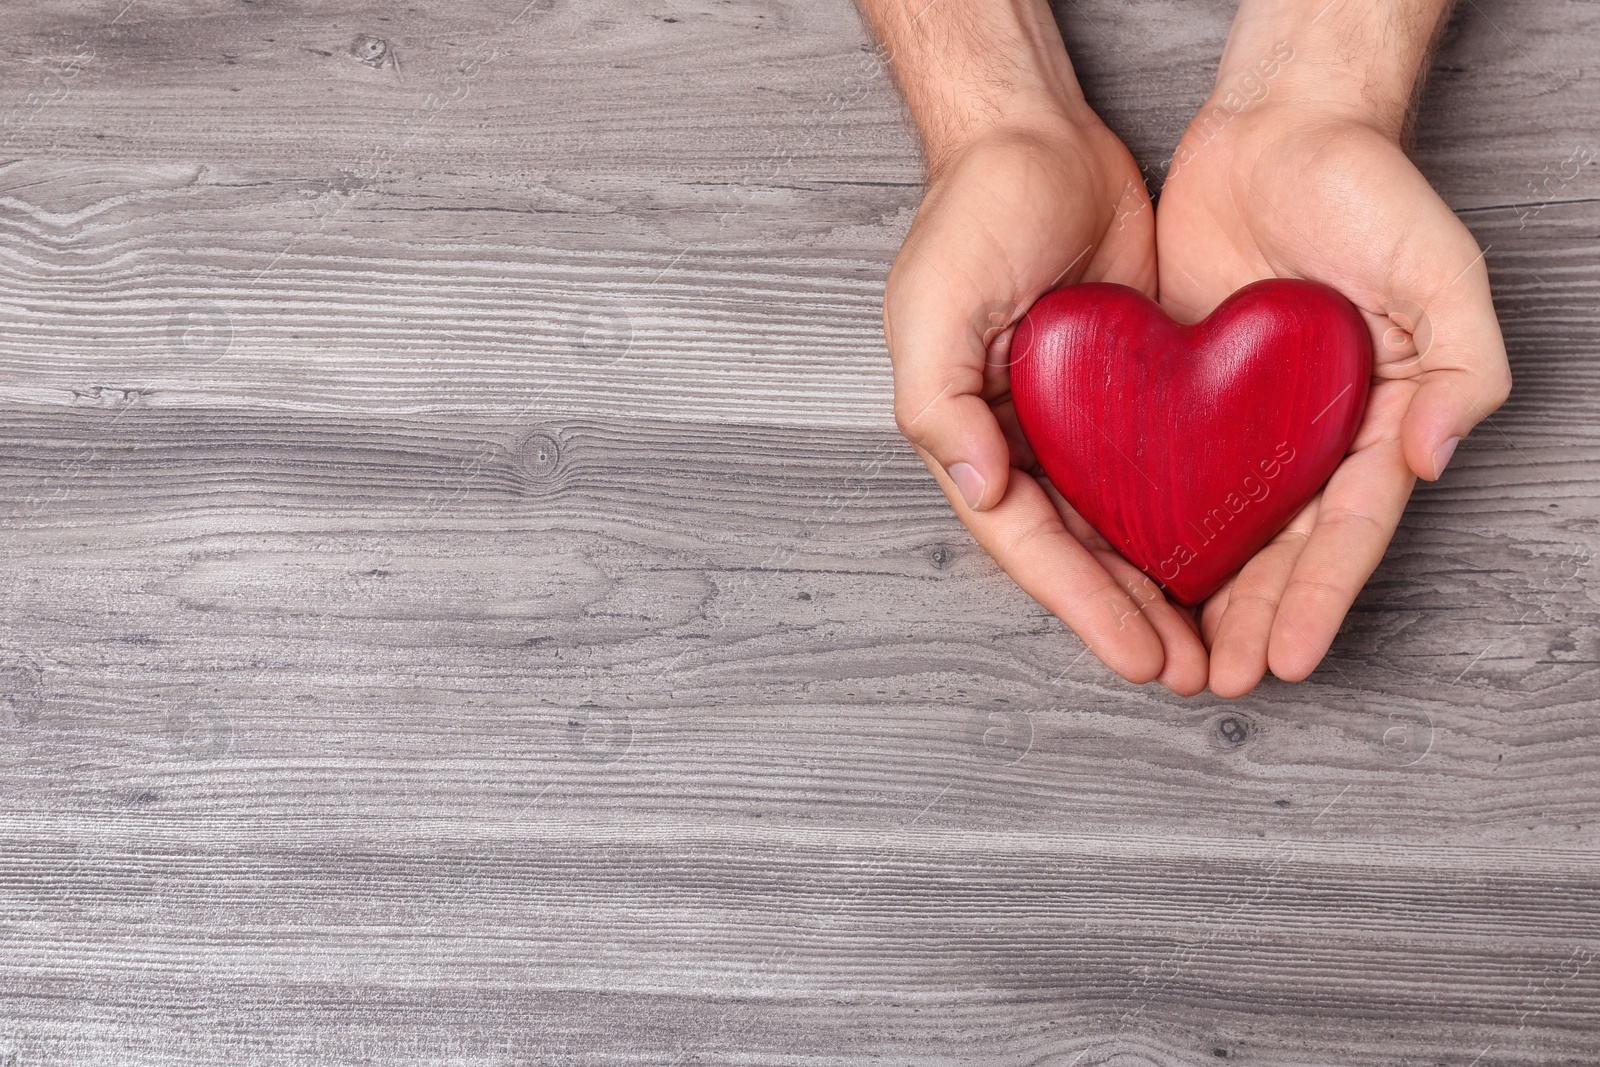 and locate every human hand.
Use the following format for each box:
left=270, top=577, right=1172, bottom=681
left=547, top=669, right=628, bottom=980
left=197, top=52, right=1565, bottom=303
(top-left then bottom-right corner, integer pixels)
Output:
left=860, top=0, right=1208, bottom=692
left=1156, top=0, right=1511, bottom=696
left=888, top=117, right=1209, bottom=693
